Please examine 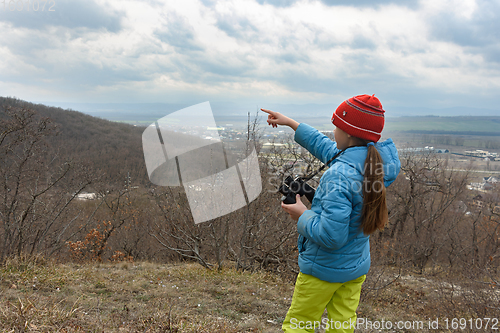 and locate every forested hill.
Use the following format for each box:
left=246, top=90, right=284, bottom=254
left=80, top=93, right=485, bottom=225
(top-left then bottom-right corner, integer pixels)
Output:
left=0, top=97, right=148, bottom=187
